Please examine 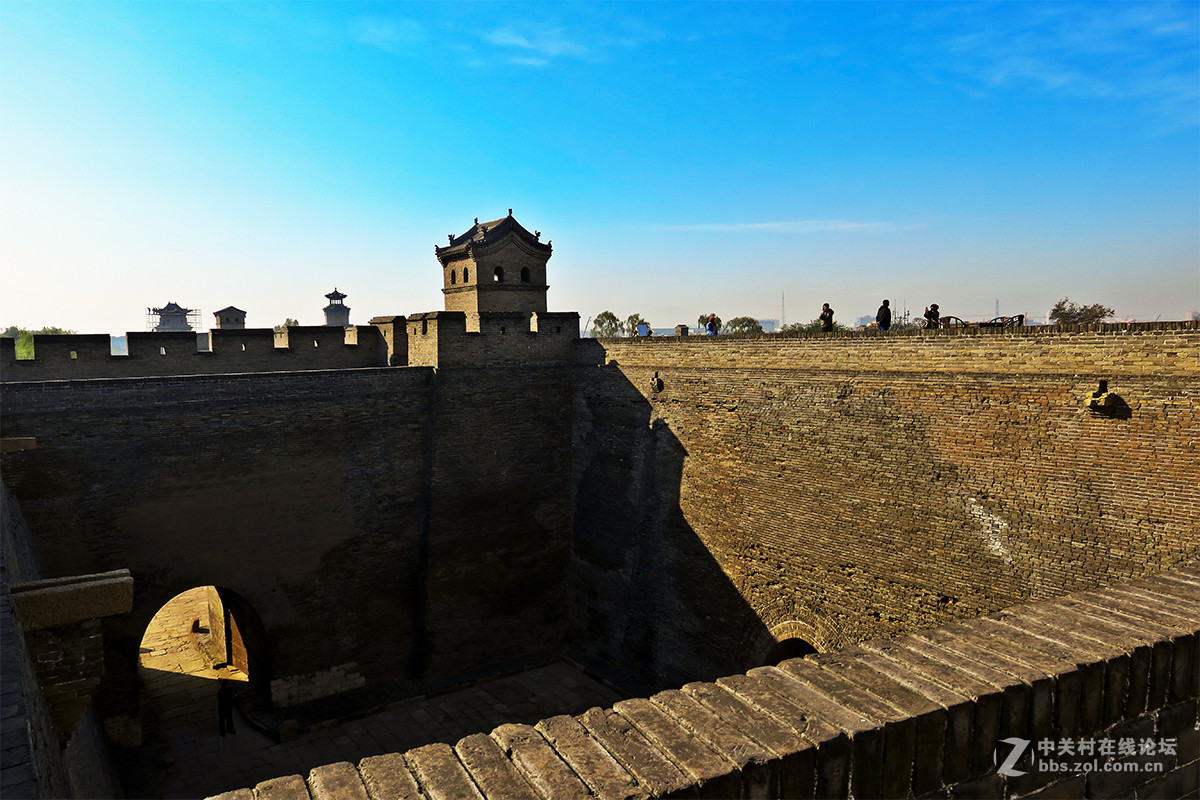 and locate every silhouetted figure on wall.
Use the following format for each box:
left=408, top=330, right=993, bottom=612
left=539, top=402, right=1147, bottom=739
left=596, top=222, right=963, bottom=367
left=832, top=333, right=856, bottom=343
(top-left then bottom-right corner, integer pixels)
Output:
left=876, top=300, right=891, bottom=331
left=819, top=303, right=835, bottom=332
left=217, top=679, right=236, bottom=736
left=924, top=304, right=940, bottom=329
